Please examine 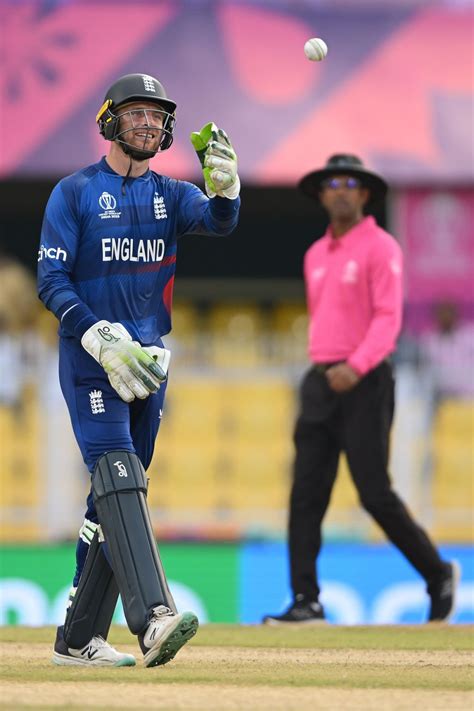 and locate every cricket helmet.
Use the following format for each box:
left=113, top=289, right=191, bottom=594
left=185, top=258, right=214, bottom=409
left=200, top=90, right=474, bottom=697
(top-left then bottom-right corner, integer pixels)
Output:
left=96, top=73, right=177, bottom=158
